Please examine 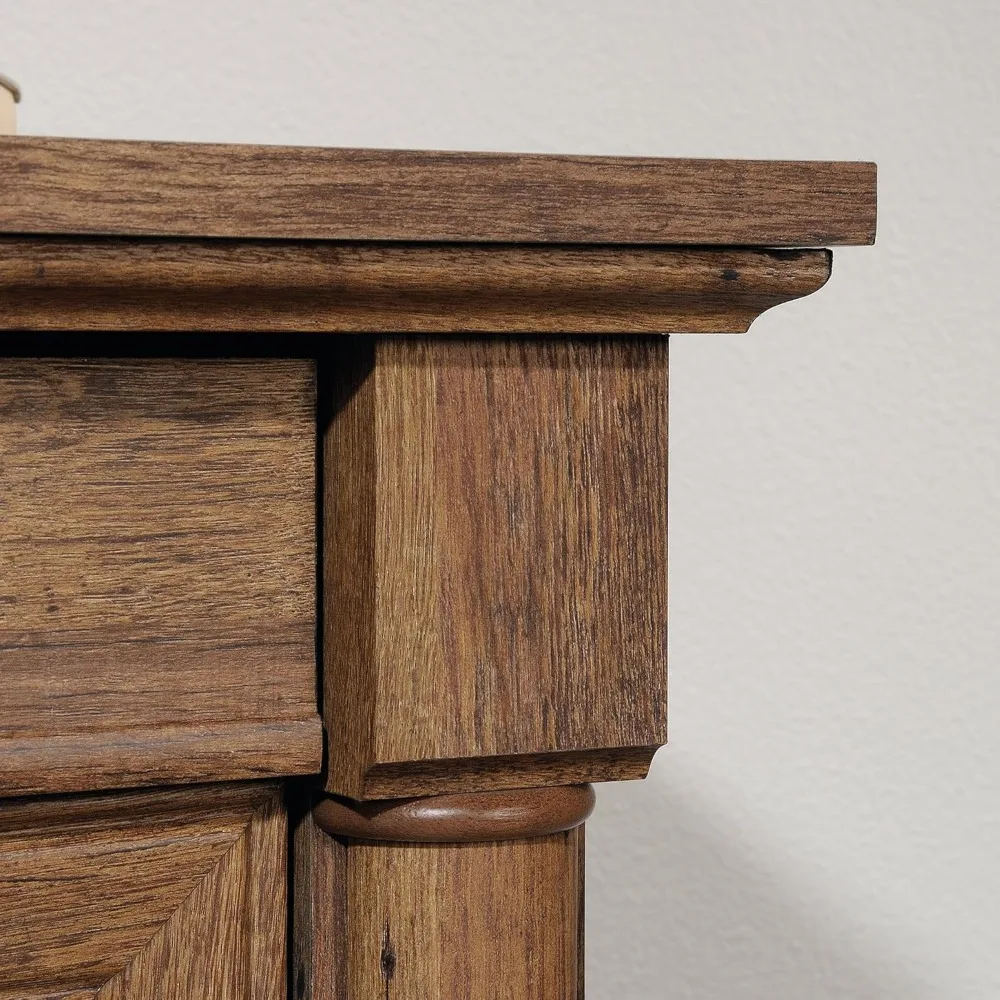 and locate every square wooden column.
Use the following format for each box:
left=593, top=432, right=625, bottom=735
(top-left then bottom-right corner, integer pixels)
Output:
left=323, top=335, right=669, bottom=800
left=309, top=247, right=838, bottom=998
